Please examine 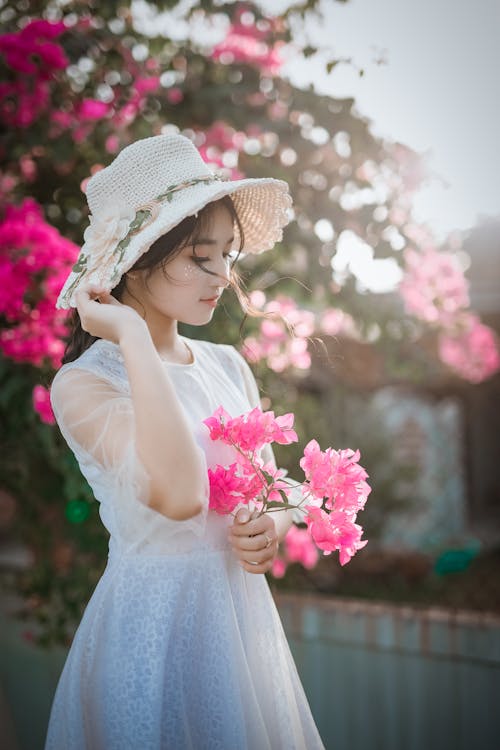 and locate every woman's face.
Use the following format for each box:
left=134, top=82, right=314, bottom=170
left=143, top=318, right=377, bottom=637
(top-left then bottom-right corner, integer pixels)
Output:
left=124, top=203, right=235, bottom=327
